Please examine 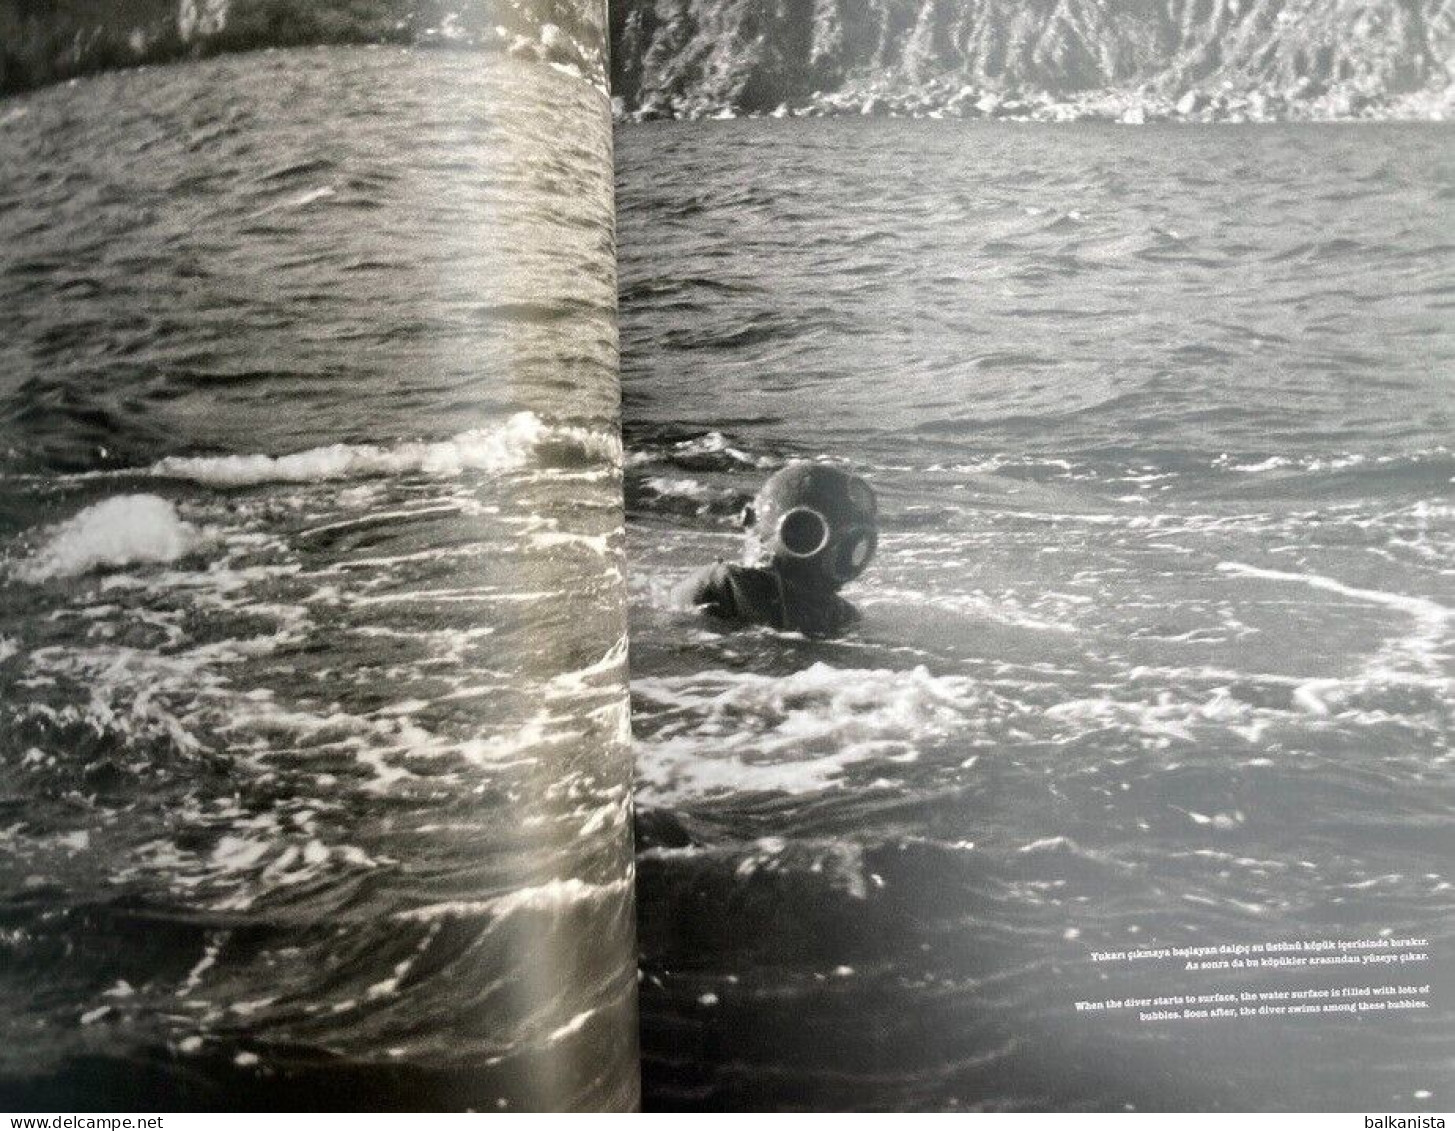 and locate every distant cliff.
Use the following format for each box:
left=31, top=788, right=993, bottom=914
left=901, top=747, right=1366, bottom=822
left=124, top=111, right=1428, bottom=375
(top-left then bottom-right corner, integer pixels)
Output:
left=4, top=0, right=1452, bottom=120
left=609, top=0, right=1455, bottom=120
left=0, top=0, right=608, bottom=95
